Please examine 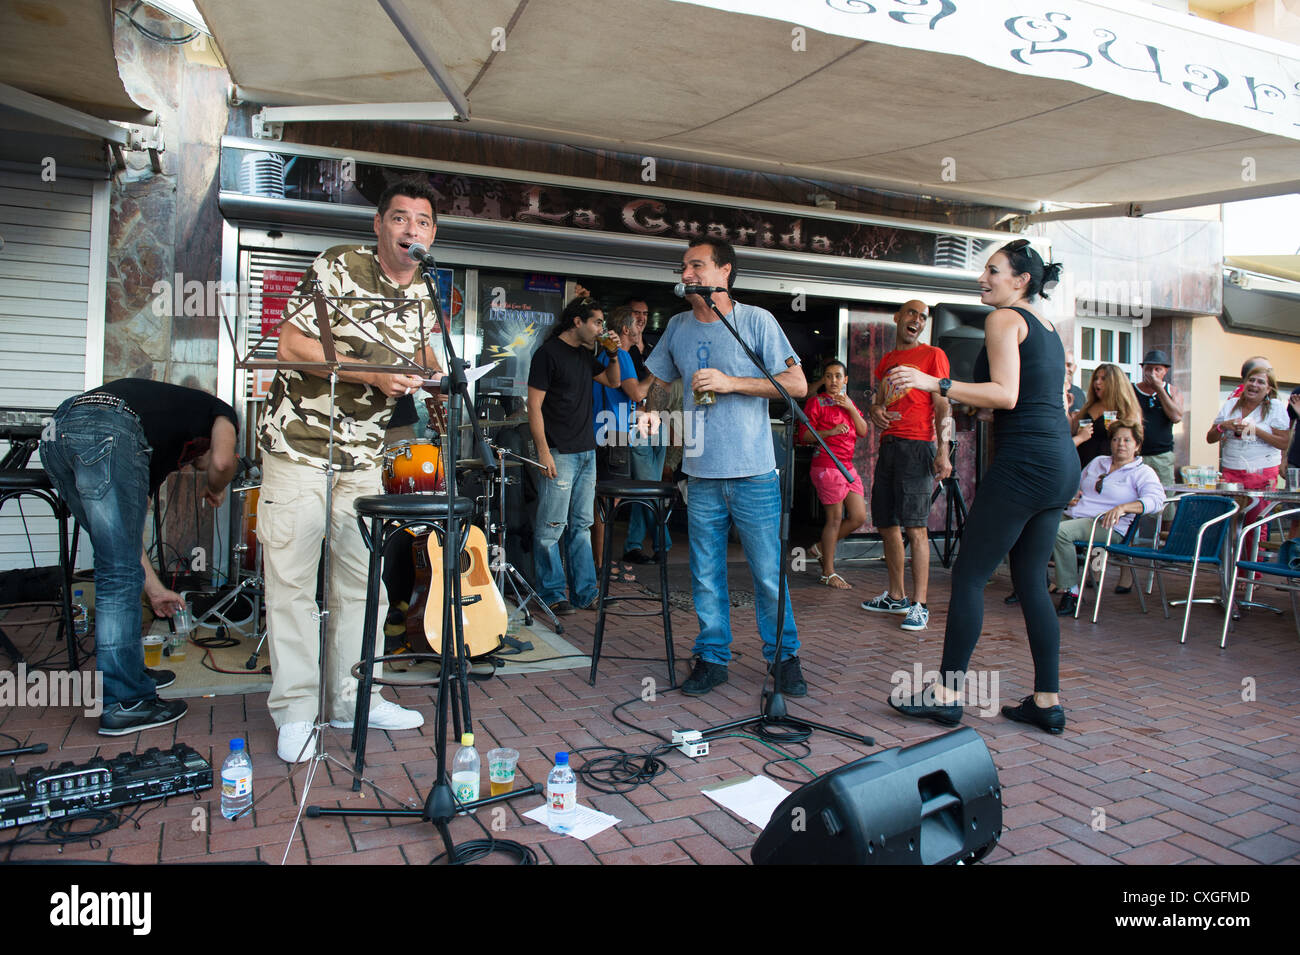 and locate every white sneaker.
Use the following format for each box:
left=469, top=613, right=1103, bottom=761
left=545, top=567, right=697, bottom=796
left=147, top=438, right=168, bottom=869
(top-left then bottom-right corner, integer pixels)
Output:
left=277, top=721, right=314, bottom=763
left=329, top=697, right=425, bottom=731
